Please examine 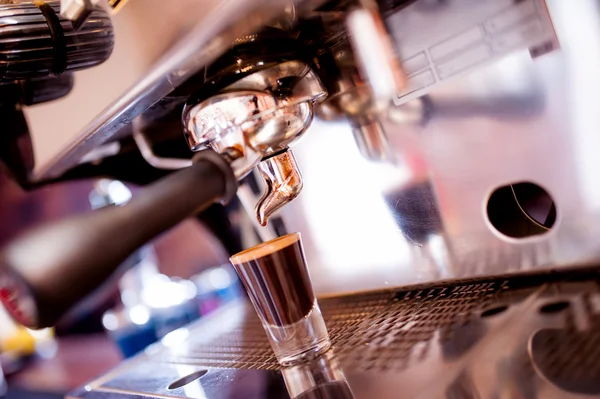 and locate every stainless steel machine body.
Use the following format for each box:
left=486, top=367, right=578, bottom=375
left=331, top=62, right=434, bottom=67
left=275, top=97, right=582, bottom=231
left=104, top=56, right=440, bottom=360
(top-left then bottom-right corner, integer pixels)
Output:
left=10, top=0, right=600, bottom=397
left=24, top=0, right=600, bottom=292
